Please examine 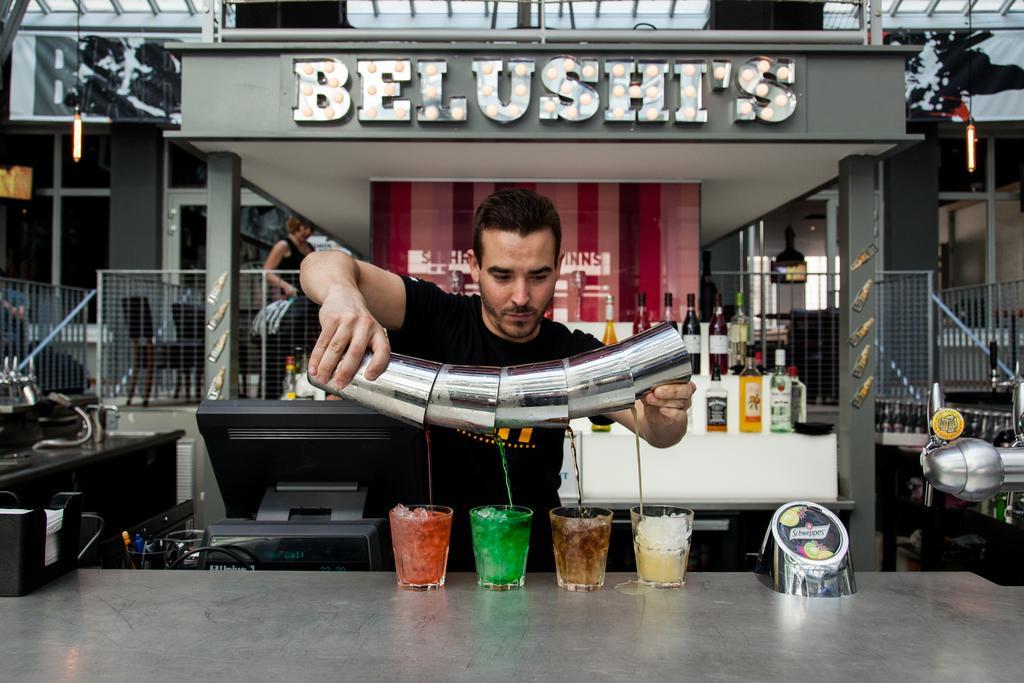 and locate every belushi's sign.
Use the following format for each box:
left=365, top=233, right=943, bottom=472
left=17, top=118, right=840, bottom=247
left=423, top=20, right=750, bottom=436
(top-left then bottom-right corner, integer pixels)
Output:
left=292, top=55, right=797, bottom=127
